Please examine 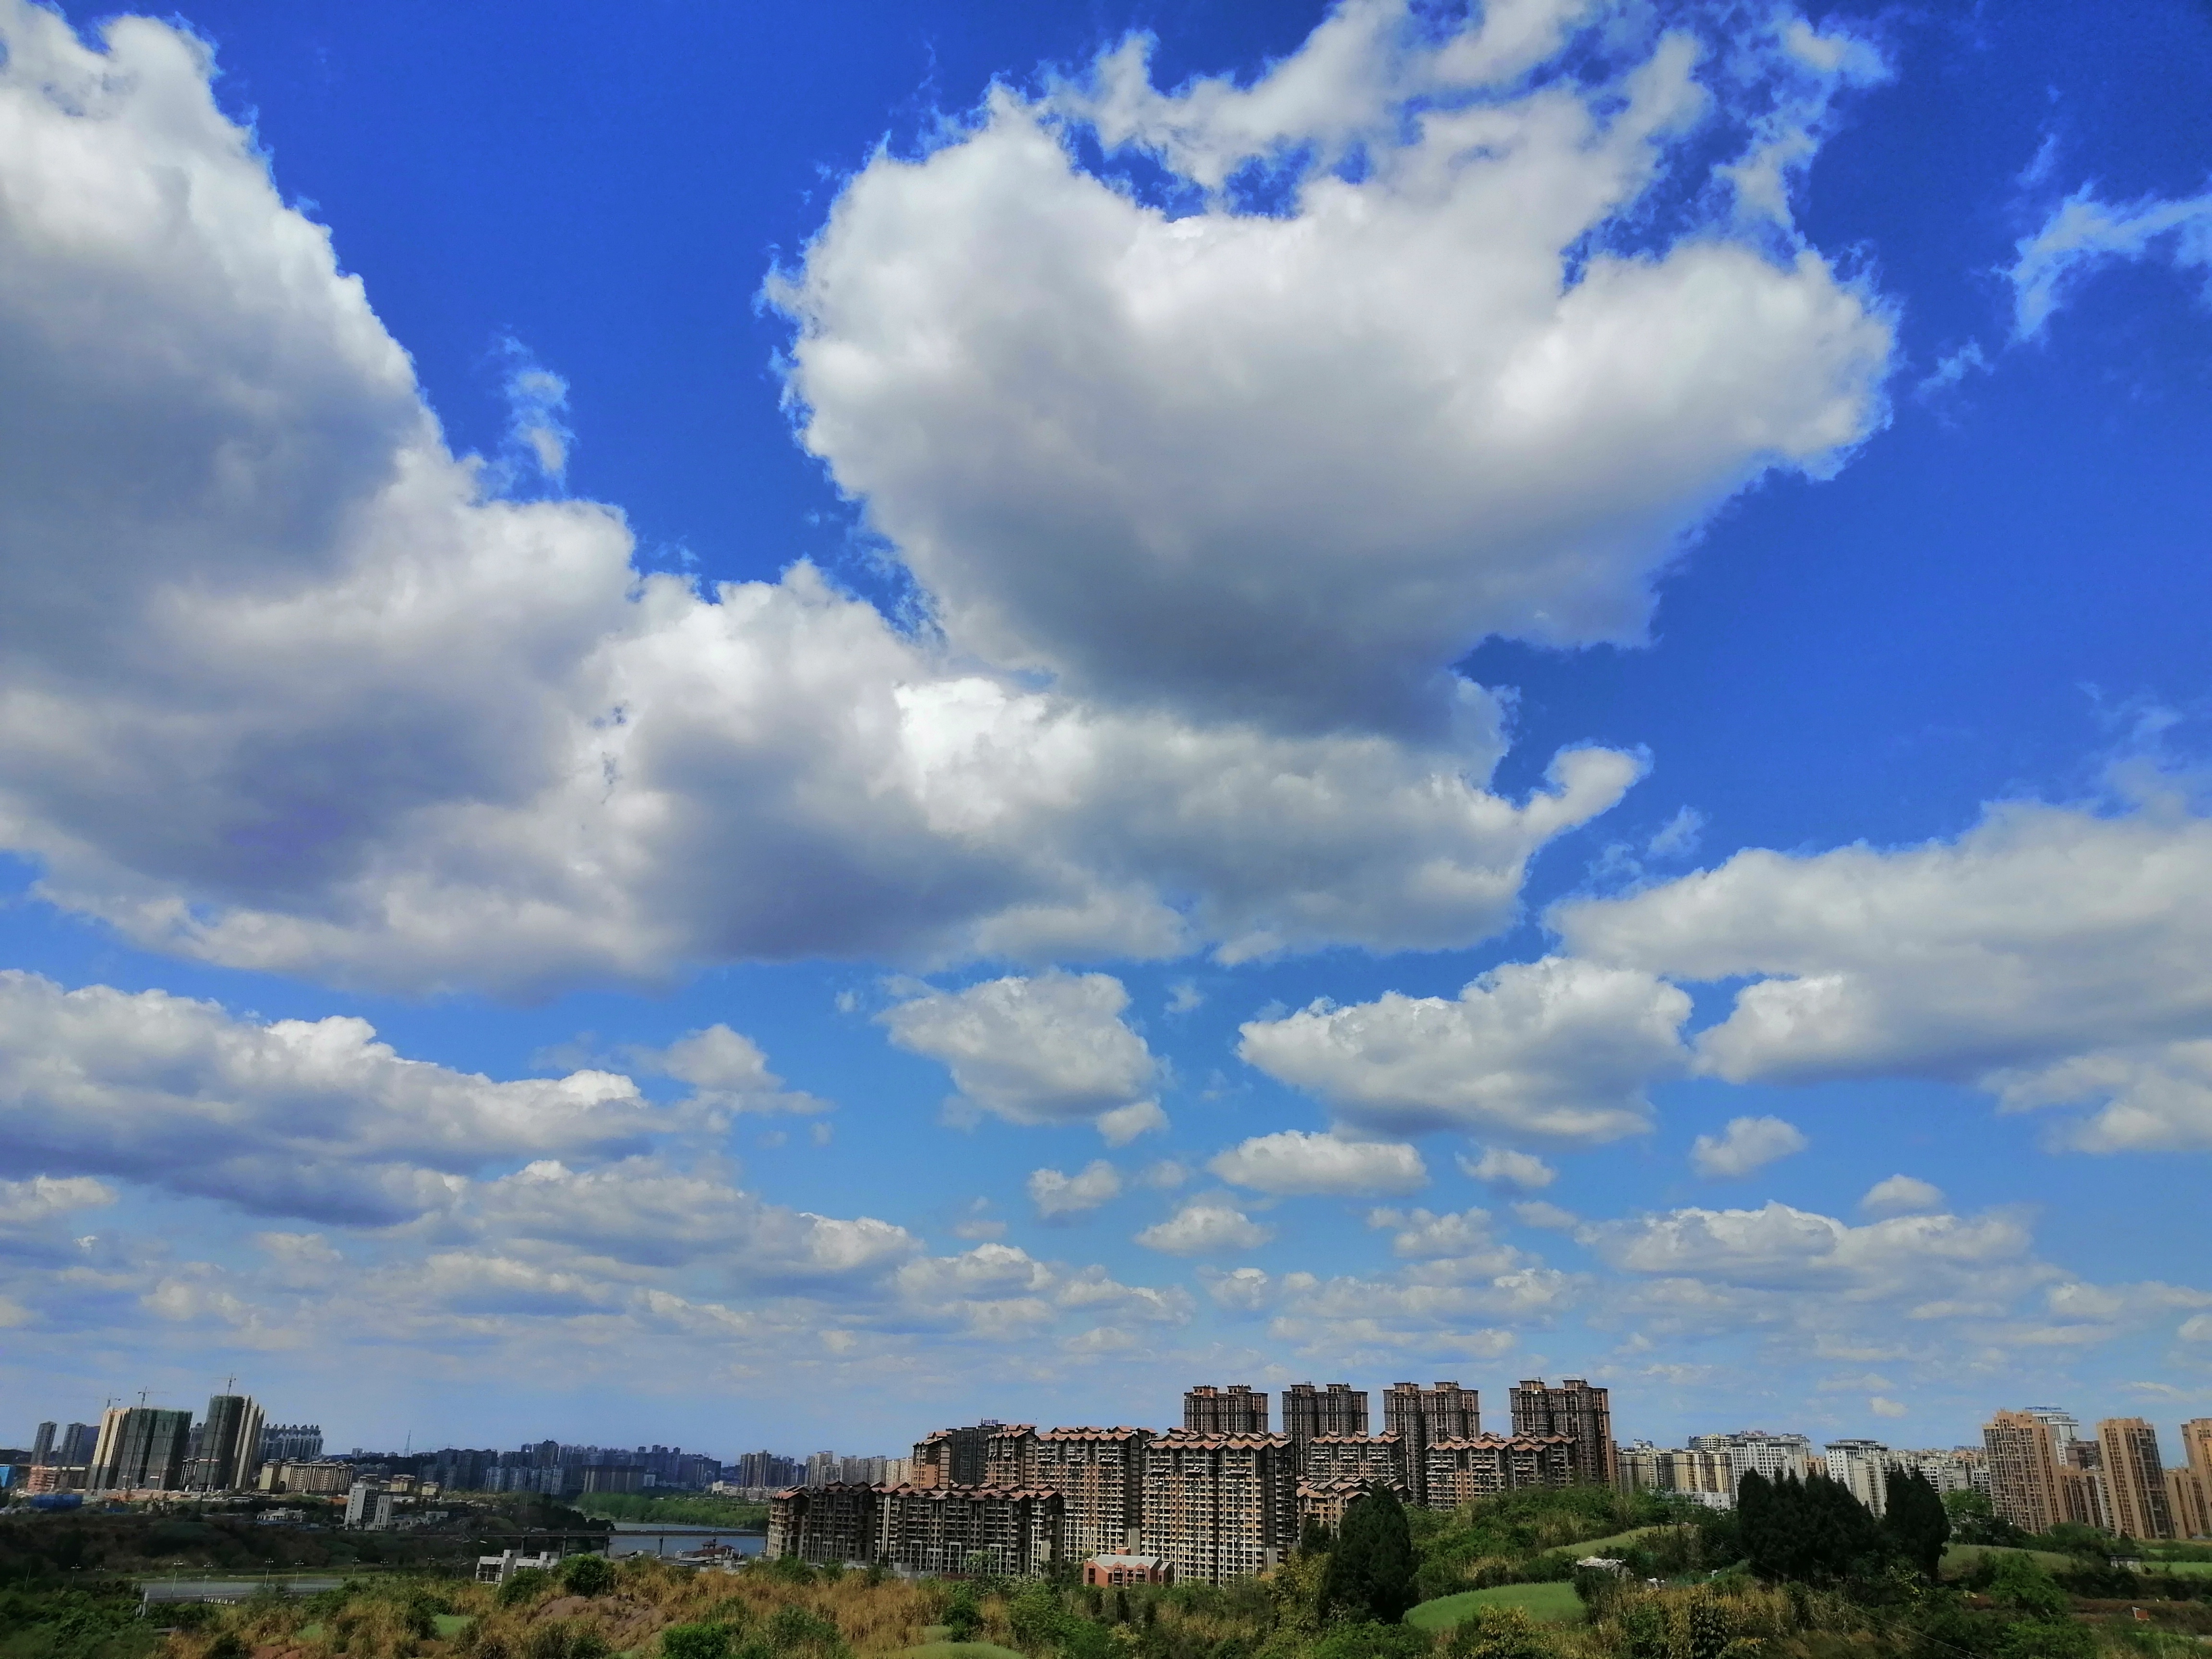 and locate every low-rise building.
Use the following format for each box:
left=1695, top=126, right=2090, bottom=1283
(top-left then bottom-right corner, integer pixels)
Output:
left=476, top=1549, right=562, bottom=1584
left=1083, top=1554, right=1170, bottom=1587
